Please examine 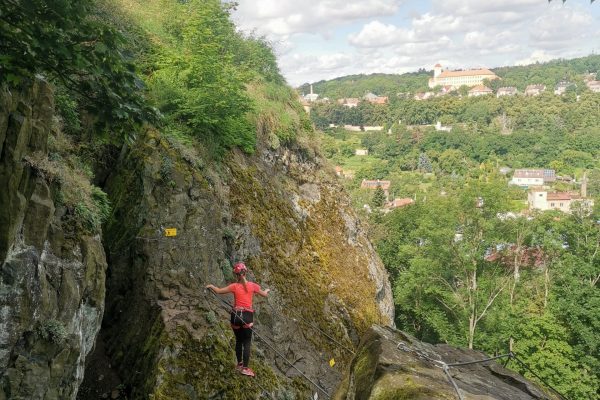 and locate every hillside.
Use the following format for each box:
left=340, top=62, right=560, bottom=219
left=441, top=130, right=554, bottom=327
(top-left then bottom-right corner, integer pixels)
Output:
left=300, top=55, right=600, bottom=99
left=312, top=55, right=600, bottom=399
left=298, top=71, right=430, bottom=99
